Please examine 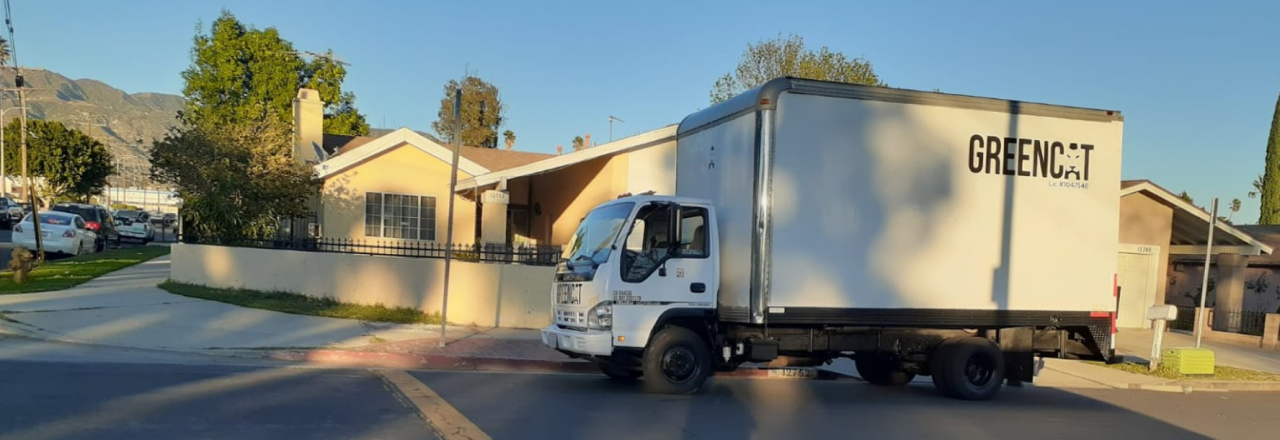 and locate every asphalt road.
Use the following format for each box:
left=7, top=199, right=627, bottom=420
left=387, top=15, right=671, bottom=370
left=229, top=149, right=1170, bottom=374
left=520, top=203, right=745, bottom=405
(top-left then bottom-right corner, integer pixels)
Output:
left=410, top=370, right=1280, bottom=440
left=0, top=343, right=440, bottom=440
left=0, top=334, right=1277, bottom=440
